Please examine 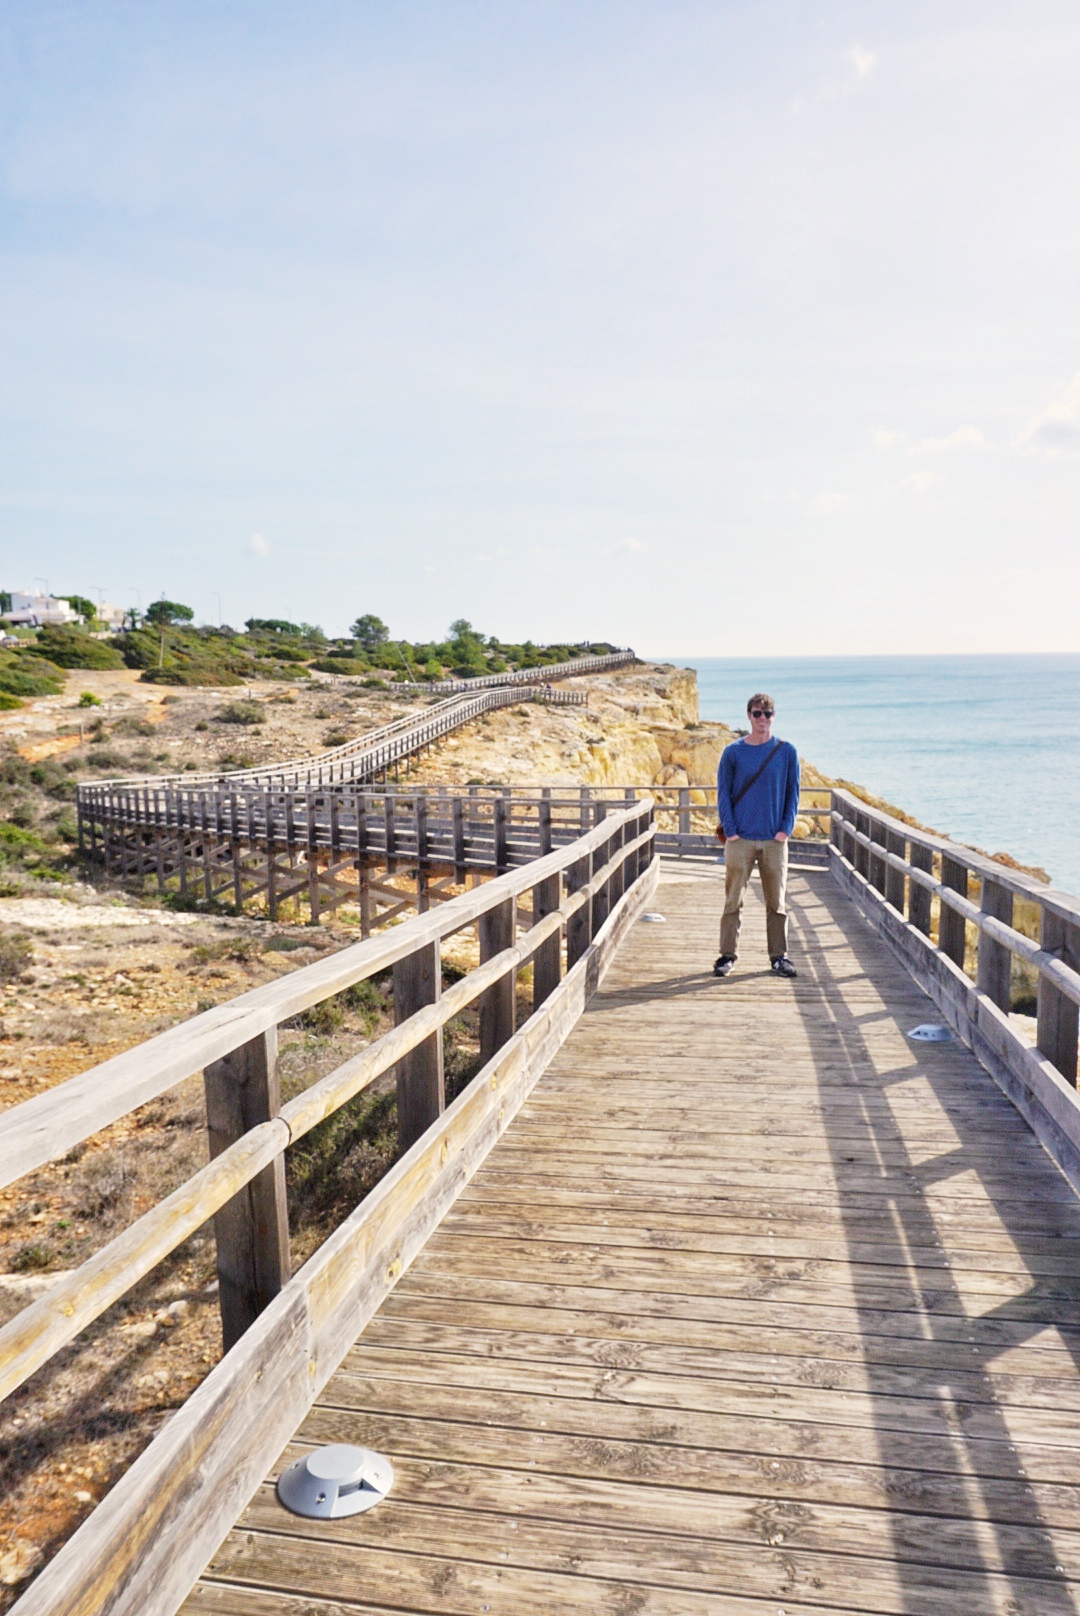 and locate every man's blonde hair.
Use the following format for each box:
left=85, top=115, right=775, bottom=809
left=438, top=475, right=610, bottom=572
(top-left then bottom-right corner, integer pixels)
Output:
left=747, top=692, right=775, bottom=715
